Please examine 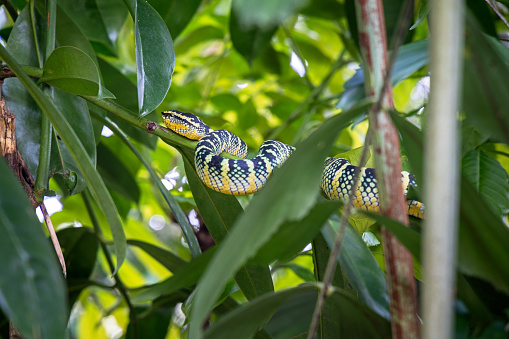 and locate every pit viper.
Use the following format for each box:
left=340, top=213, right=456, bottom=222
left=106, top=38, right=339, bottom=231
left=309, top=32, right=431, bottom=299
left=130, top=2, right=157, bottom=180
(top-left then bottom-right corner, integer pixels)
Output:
left=162, top=110, right=425, bottom=219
